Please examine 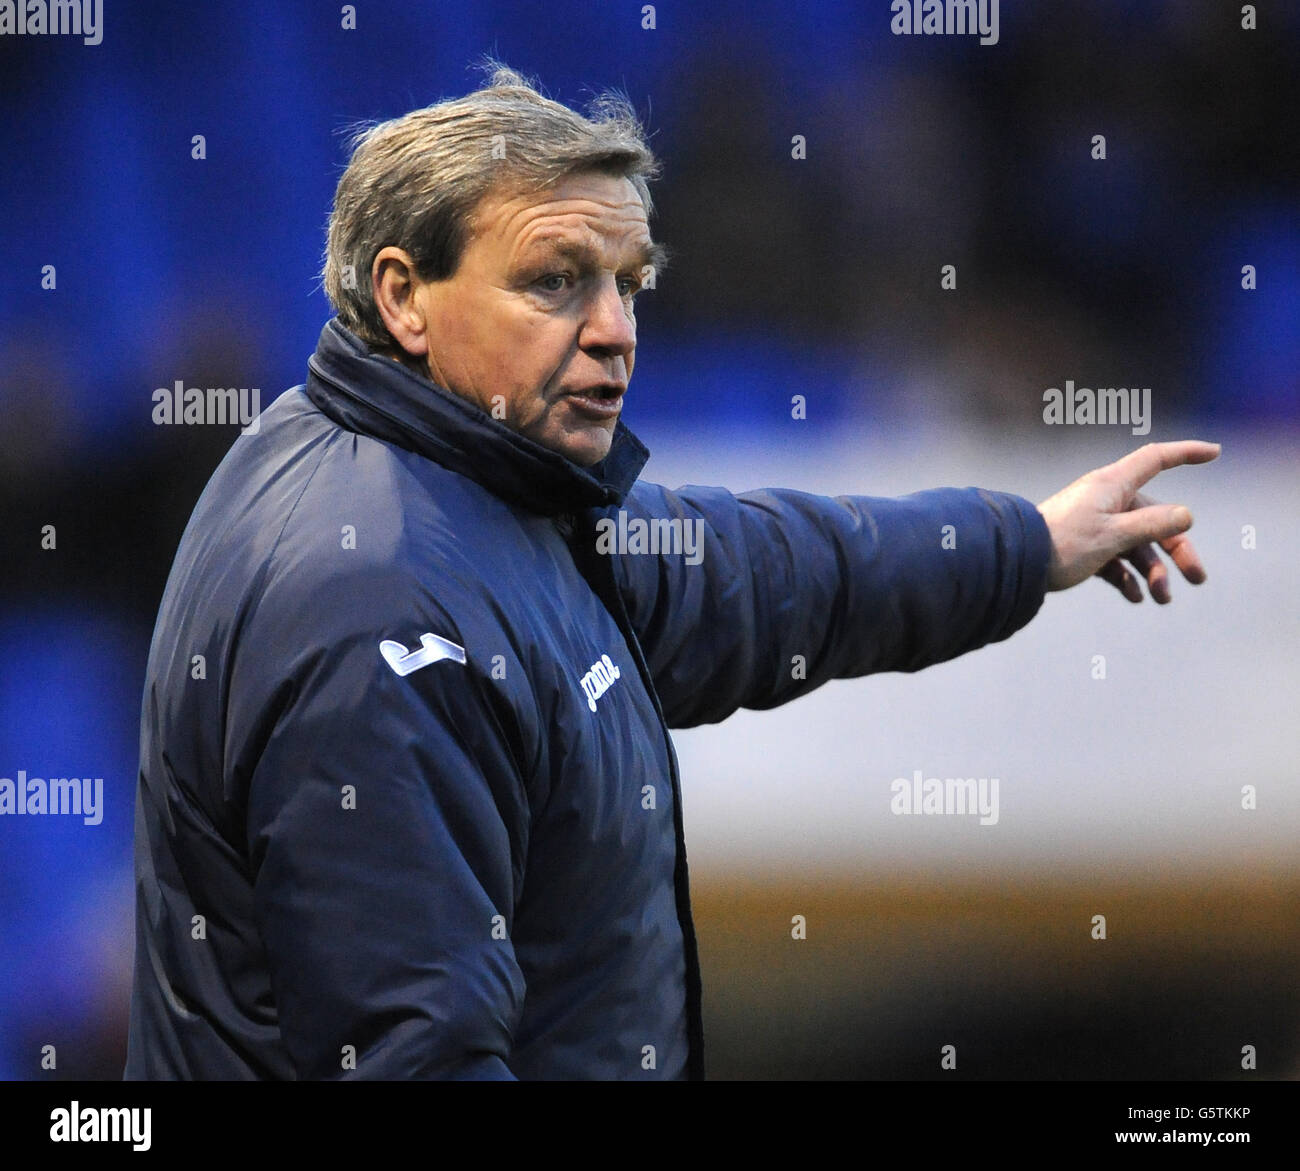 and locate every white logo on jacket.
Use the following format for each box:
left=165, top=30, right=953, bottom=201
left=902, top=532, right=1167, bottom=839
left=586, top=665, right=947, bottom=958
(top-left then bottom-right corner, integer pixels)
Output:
left=580, top=654, right=621, bottom=712
left=380, top=633, right=467, bottom=676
